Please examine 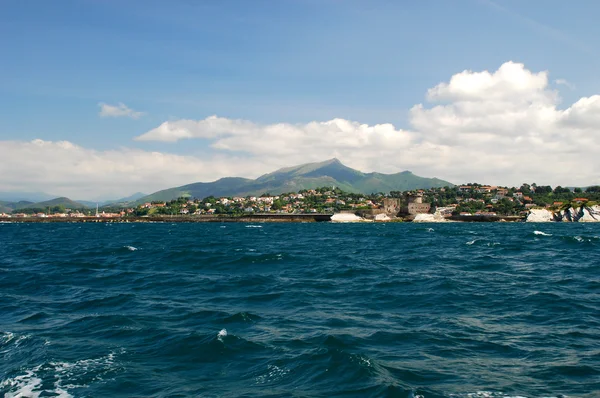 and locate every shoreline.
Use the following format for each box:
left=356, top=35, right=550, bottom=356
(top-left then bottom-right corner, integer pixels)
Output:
left=0, top=214, right=333, bottom=223
left=0, top=213, right=528, bottom=223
